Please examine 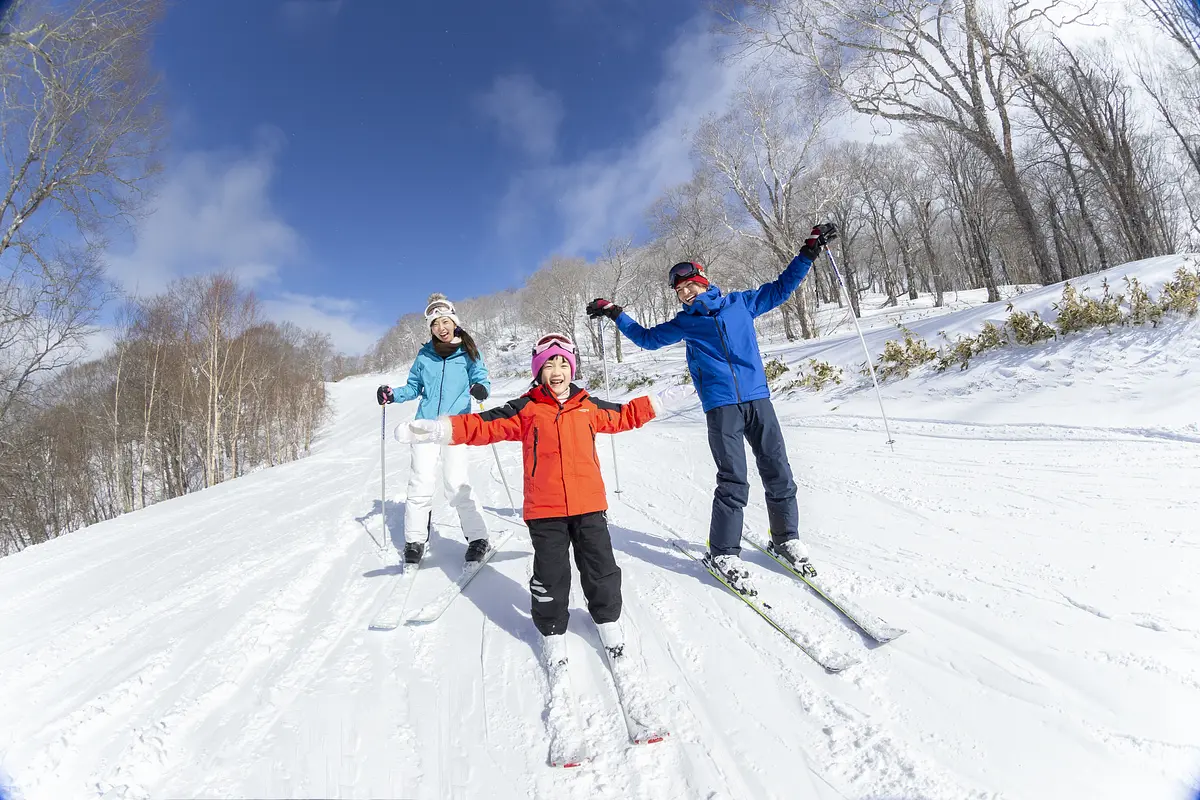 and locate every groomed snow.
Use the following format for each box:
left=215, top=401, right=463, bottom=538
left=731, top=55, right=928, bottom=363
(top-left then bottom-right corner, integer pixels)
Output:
left=2, top=256, right=1199, bottom=800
